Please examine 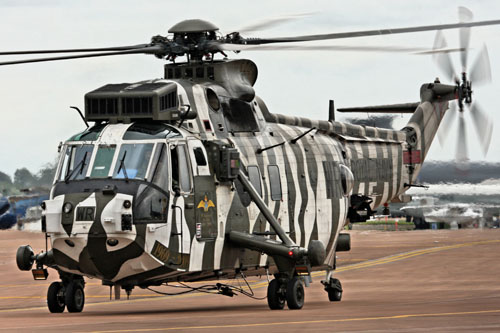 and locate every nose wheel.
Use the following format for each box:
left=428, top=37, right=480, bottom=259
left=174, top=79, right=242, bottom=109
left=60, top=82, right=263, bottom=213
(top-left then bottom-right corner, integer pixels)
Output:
left=267, top=277, right=305, bottom=310
left=46, top=277, right=85, bottom=313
